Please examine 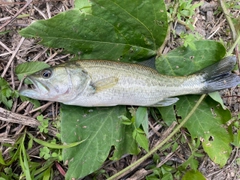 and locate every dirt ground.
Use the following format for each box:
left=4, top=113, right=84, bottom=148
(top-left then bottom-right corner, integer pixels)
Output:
left=0, top=0, right=240, bottom=179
